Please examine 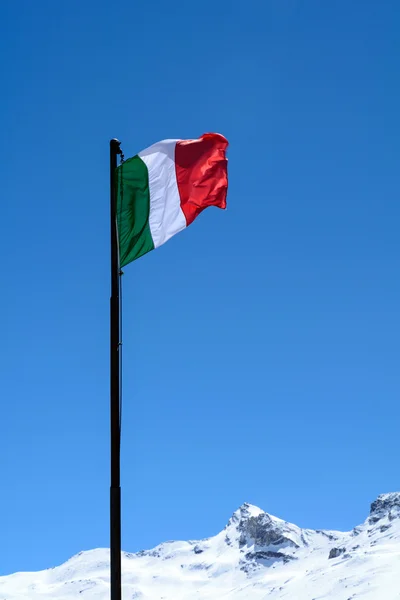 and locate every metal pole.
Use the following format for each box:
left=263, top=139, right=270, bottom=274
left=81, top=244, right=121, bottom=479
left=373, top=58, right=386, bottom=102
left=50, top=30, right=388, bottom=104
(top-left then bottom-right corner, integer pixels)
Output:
left=110, top=138, right=122, bottom=600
